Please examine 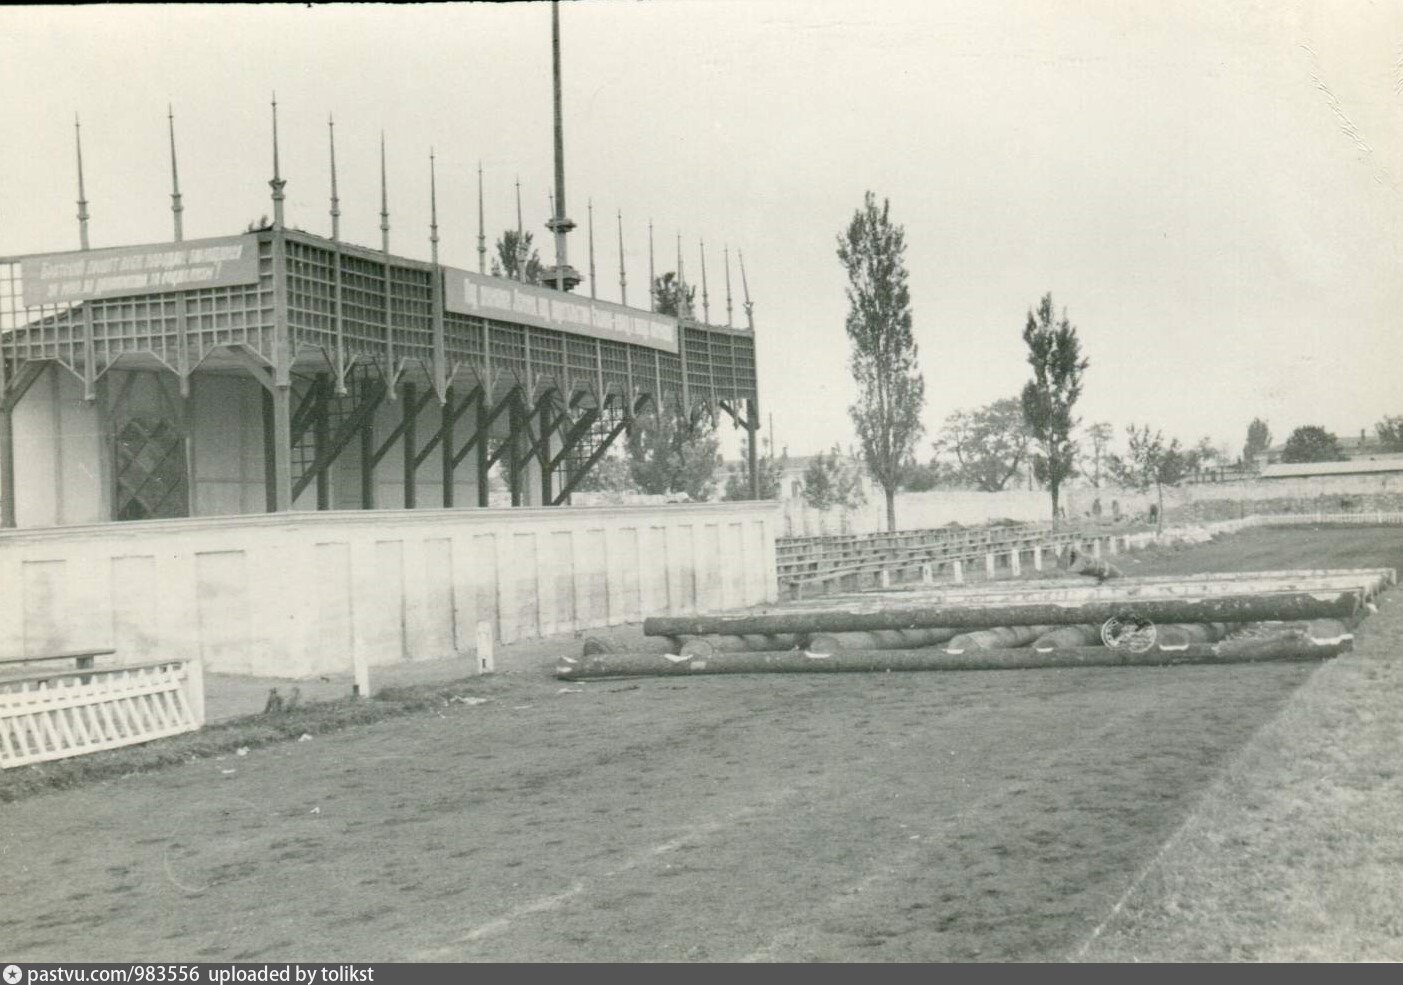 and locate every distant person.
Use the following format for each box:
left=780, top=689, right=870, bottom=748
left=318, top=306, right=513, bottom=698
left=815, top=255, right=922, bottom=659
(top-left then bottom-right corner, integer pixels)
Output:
left=1148, top=503, right=1159, bottom=525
